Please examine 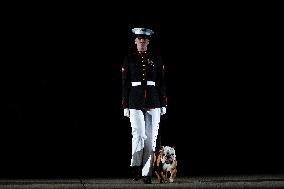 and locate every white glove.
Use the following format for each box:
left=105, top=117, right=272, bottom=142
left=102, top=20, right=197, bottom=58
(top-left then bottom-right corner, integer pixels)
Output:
left=160, top=107, right=166, bottom=115
left=124, top=108, right=130, bottom=117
